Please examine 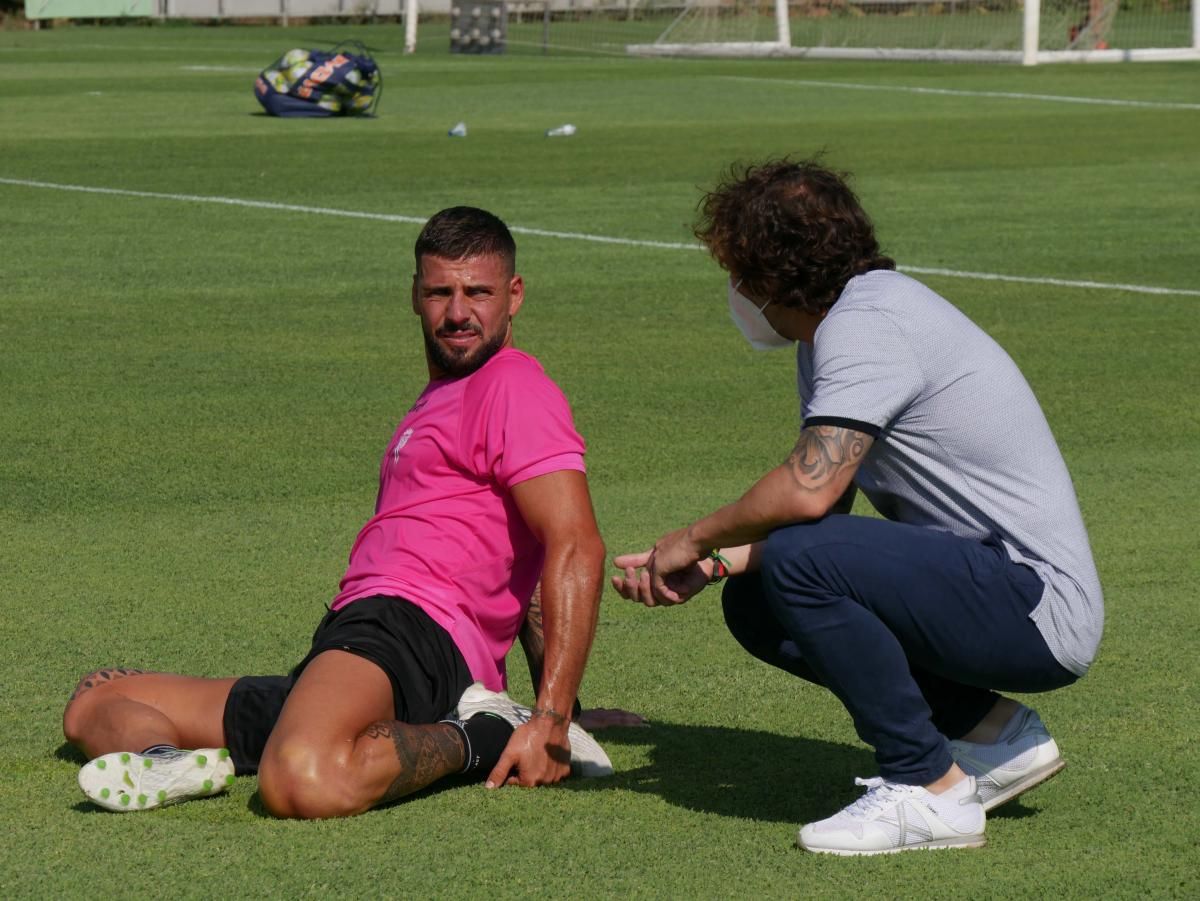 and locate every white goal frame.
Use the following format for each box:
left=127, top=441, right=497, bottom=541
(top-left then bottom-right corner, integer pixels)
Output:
left=626, top=0, right=1200, bottom=65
